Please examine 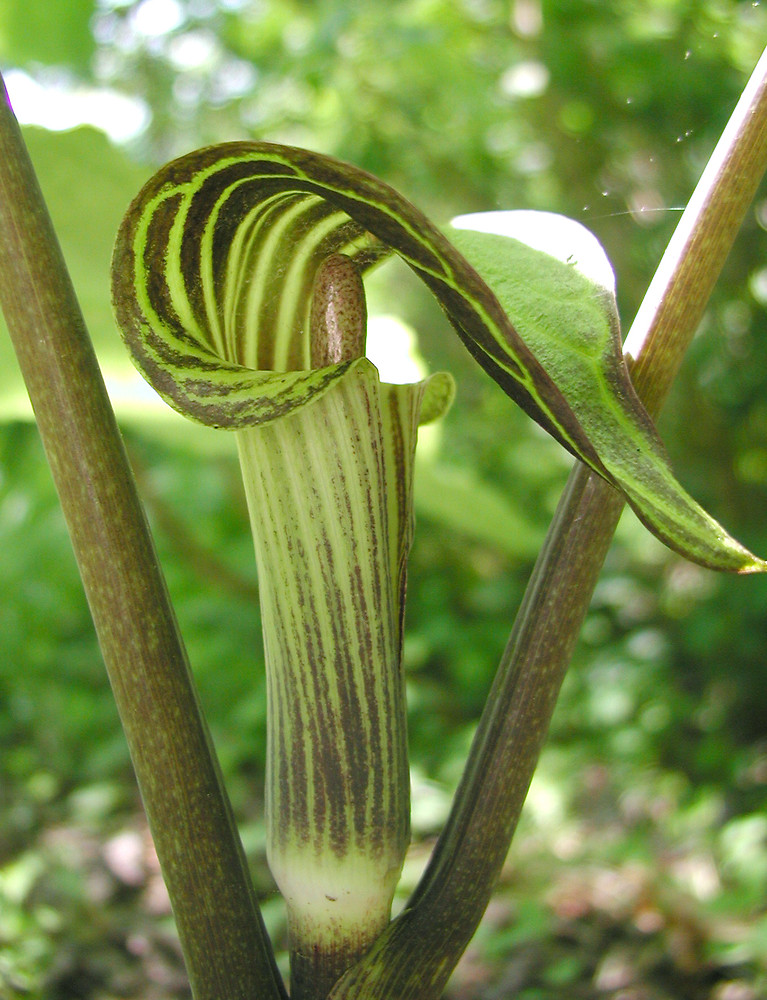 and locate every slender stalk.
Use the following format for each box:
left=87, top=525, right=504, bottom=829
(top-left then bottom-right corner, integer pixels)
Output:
left=0, top=75, right=285, bottom=1000
left=330, top=44, right=767, bottom=1000
left=624, top=44, right=767, bottom=404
